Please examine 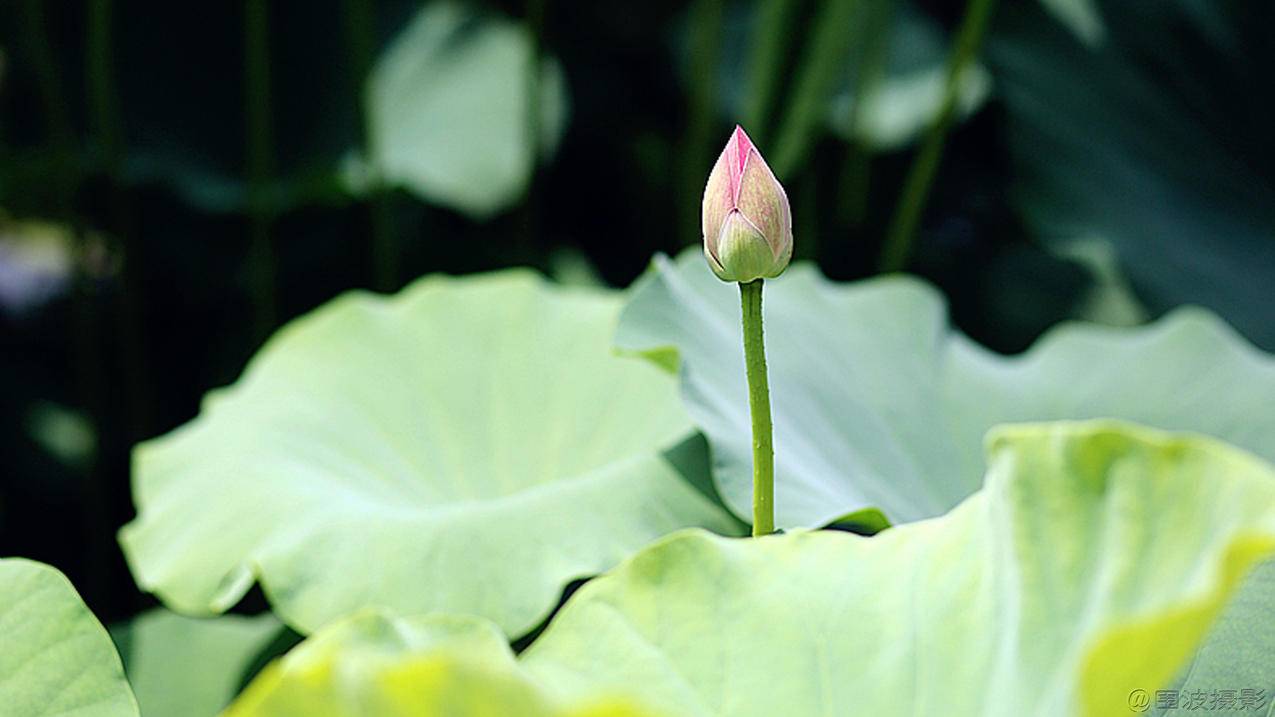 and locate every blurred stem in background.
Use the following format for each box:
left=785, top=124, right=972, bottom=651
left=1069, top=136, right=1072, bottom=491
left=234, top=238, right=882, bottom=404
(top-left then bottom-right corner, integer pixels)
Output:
left=769, top=0, right=860, bottom=180
left=680, top=0, right=725, bottom=248
left=86, top=0, right=122, bottom=194
left=344, top=0, right=398, bottom=293
left=742, top=0, right=799, bottom=144
left=767, top=0, right=860, bottom=261
left=21, top=0, right=75, bottom=203
left=244, top=0, right=277, bottom=340
left=836, top=0, right=897, bottom=233
left=520, top=0, right=546, bottom=253
left=879, top=0, right=997, bottom=272
left=22, top=0, right=110, bottom=602
left=87, top=0, right=153, bottom=440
